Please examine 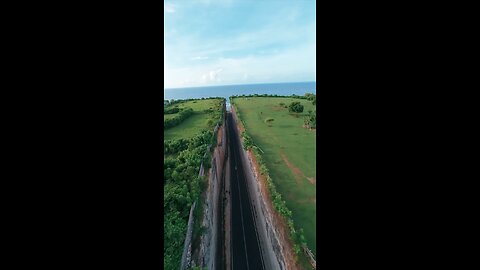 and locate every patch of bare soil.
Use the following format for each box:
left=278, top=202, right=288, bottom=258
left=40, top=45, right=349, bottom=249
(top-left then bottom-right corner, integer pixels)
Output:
left=272, top=211, right=299, bottom=270
left=281, top=153, right=303, bottom=185
left=306, top=177, right=316, bottom=185
left=247, top=150, right=300, bottom=270
left=281, top=152, right=315, bottom=186
left=302, top=124, right=317, bottom=132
